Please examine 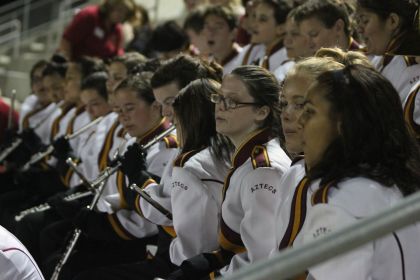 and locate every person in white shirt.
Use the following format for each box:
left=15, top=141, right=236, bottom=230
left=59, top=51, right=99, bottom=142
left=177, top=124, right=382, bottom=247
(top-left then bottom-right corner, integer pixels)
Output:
left=250, top=0, right=292, bottom=71
left=202, top=5, right=243, bottom=75
left=356, top=0, right=420, bottom=104
left=0, top=225, right=45, bottom=280
left=167, top=65, right=291, bottom=279
left=19, top=59, right=48, bottom=133
left=276, top=63, right=420, bottom=280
